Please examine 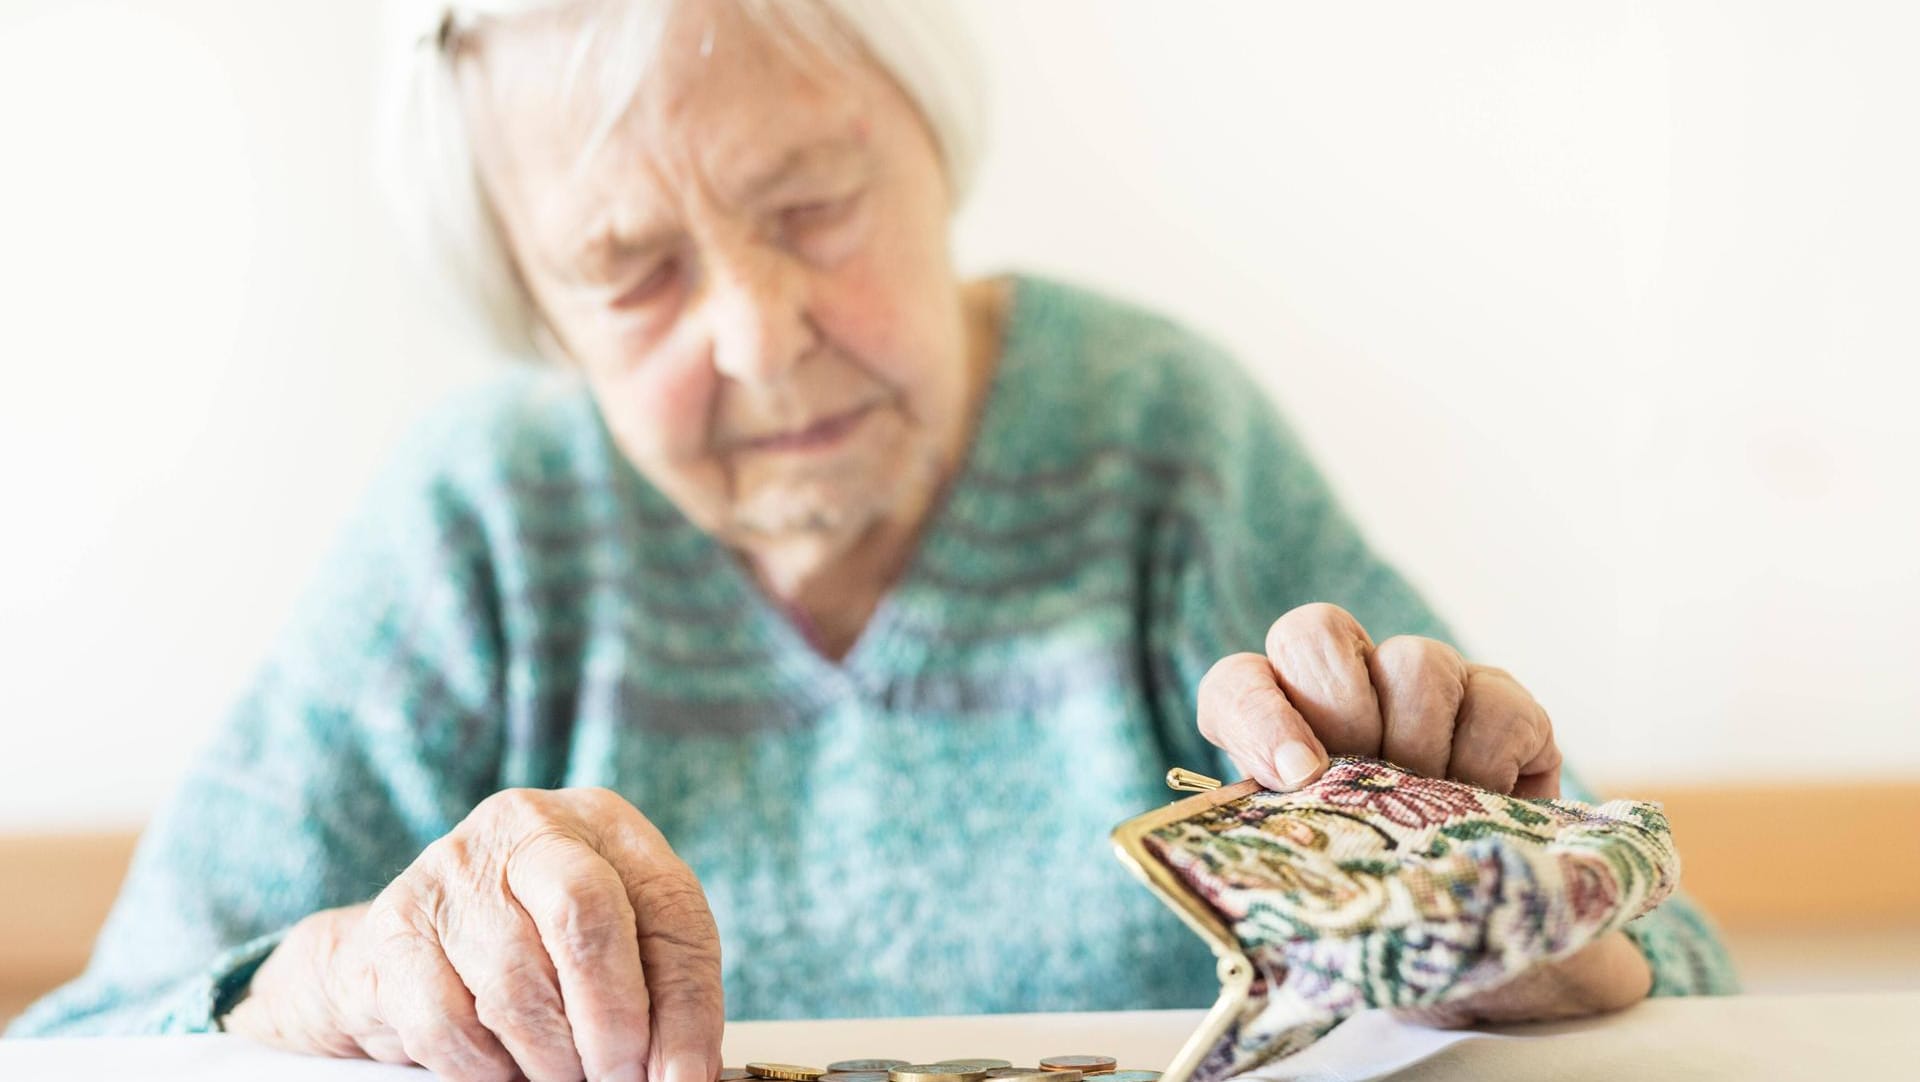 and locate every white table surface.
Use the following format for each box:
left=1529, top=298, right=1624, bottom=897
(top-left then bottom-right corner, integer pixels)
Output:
left=2, top=993, right=1912, bottom=1081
